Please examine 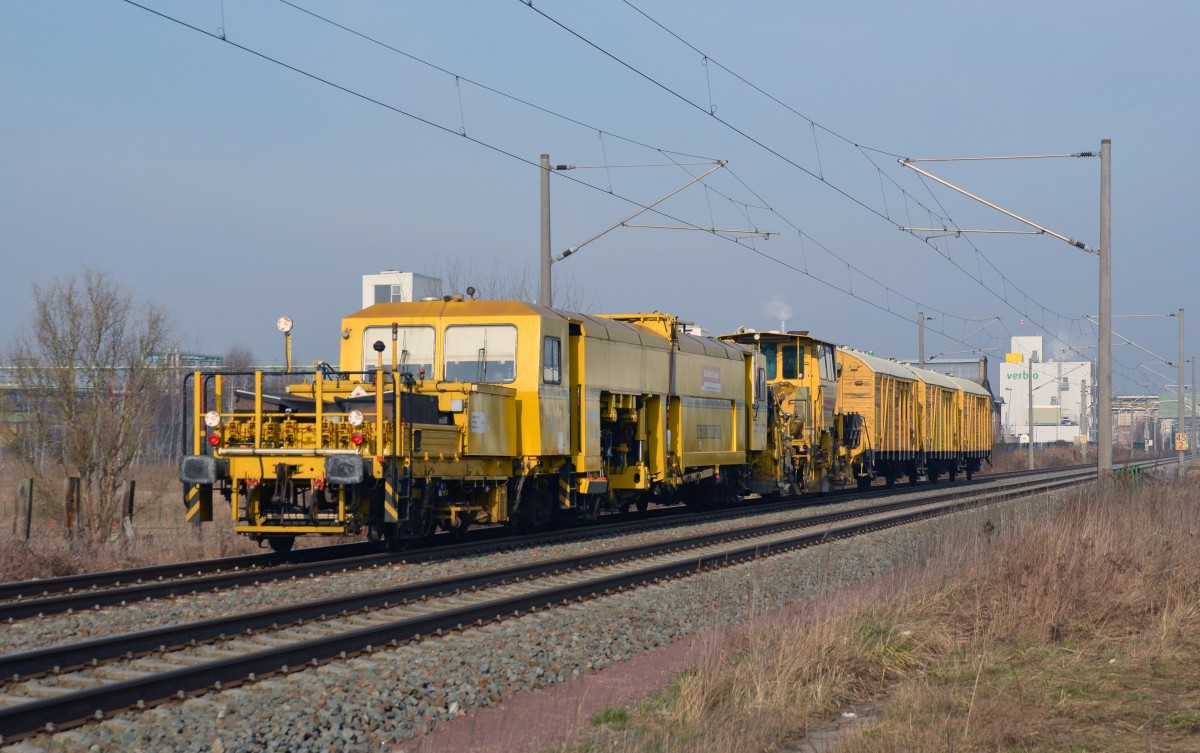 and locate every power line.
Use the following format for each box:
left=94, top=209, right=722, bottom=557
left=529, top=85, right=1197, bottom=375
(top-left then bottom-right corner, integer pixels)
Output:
left=117, top=0, right=993, bottom=353
left=526, top=0, right=1089, bottom=351
left=259, top=0, right=1026, bottom=347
